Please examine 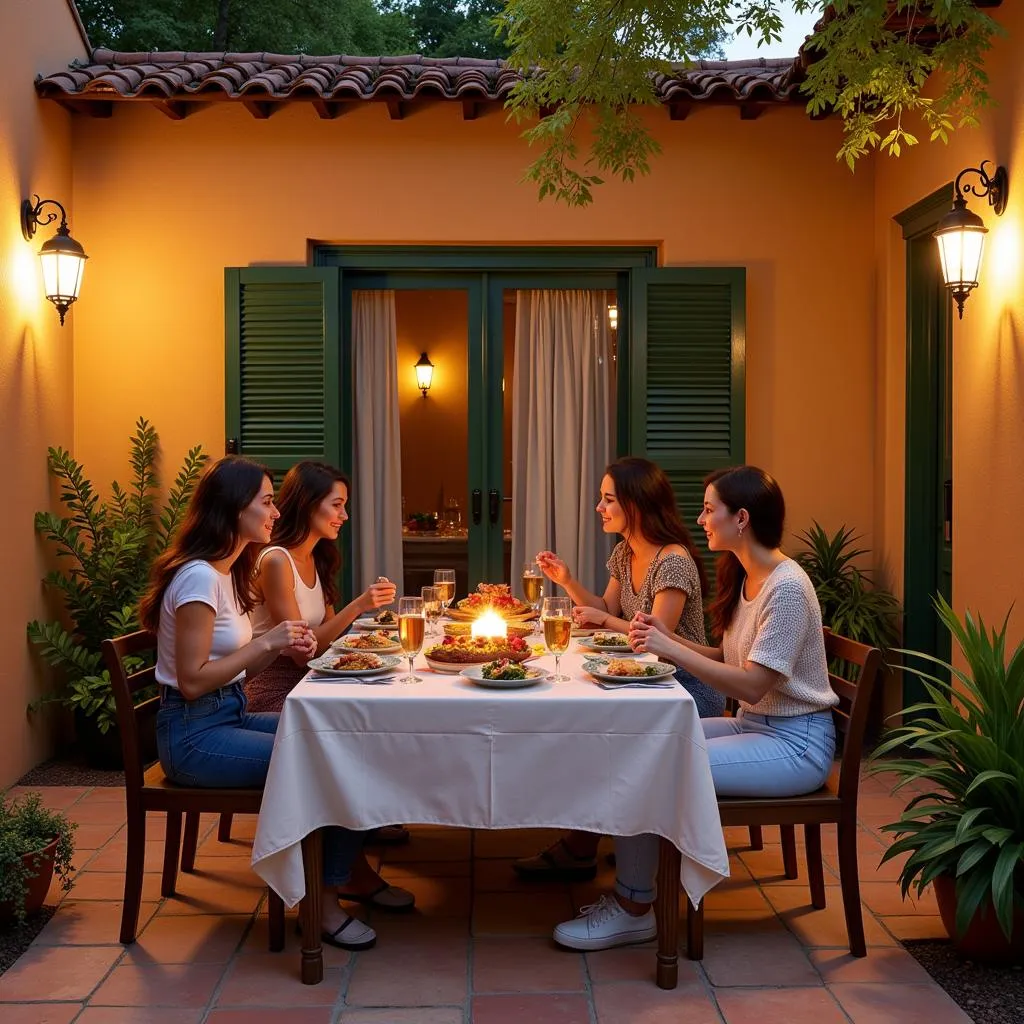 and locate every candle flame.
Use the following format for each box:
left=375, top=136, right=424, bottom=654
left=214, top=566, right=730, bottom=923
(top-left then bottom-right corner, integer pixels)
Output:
left=471, top=609, right=508, bottom=639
